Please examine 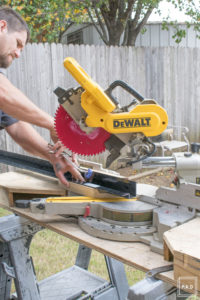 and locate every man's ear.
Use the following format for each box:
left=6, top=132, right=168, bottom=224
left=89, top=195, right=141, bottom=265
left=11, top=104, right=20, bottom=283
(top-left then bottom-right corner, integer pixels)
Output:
left=0, top=20, right=8, bottom=33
